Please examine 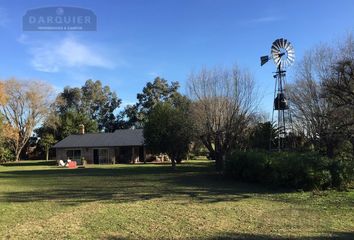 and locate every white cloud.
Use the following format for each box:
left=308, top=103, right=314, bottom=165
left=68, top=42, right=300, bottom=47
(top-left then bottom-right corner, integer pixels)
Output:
left=21, top=36, right=115, bottom=72
left=244, top=16, right=282, bottom=25
left=250, top=16, right=280, bottom=23
left=17, top=34, right=29, bottom=44
left=147, top=71, right=160, bottom=77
